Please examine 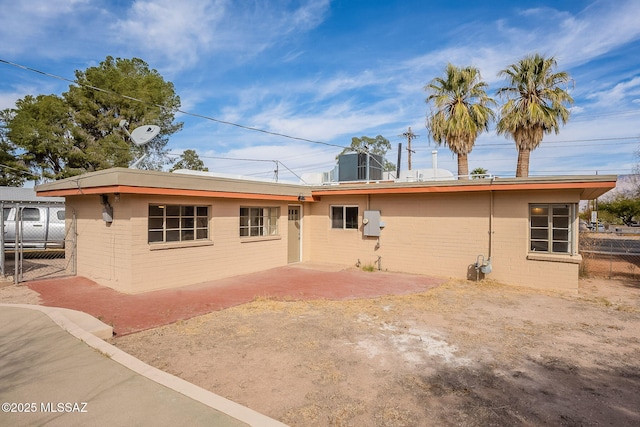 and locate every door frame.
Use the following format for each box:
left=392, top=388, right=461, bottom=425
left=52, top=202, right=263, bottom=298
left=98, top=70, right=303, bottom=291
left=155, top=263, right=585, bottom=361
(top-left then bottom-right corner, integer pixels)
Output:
left=287, top=204, right=302, bottom=263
